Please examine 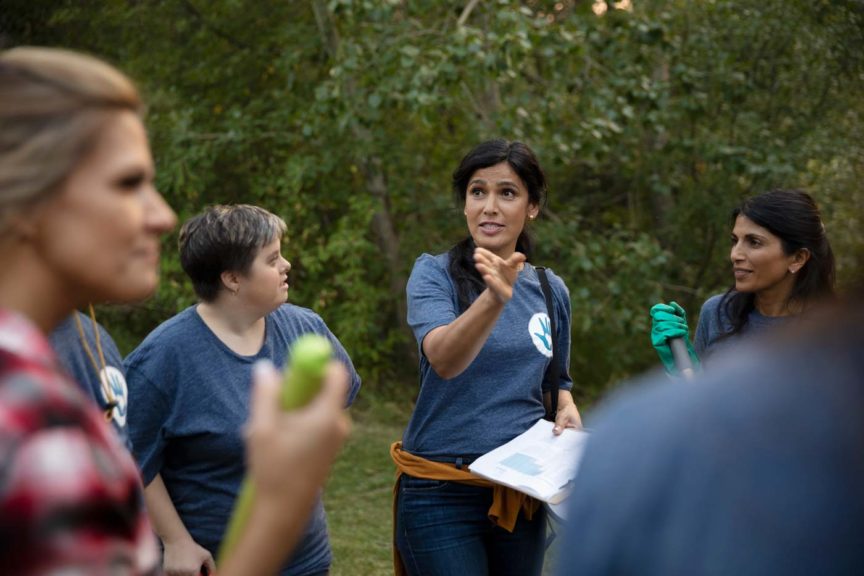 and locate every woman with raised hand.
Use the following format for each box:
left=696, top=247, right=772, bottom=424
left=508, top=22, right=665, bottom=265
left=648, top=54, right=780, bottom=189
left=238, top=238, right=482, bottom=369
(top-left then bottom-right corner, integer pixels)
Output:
left=0, top=46, right=349, bottom=576
left=125, top=204, right=361, bottom=576
left=651, top=189, right=835, bottom=374
left=392, top=139, right=582, bottom=576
